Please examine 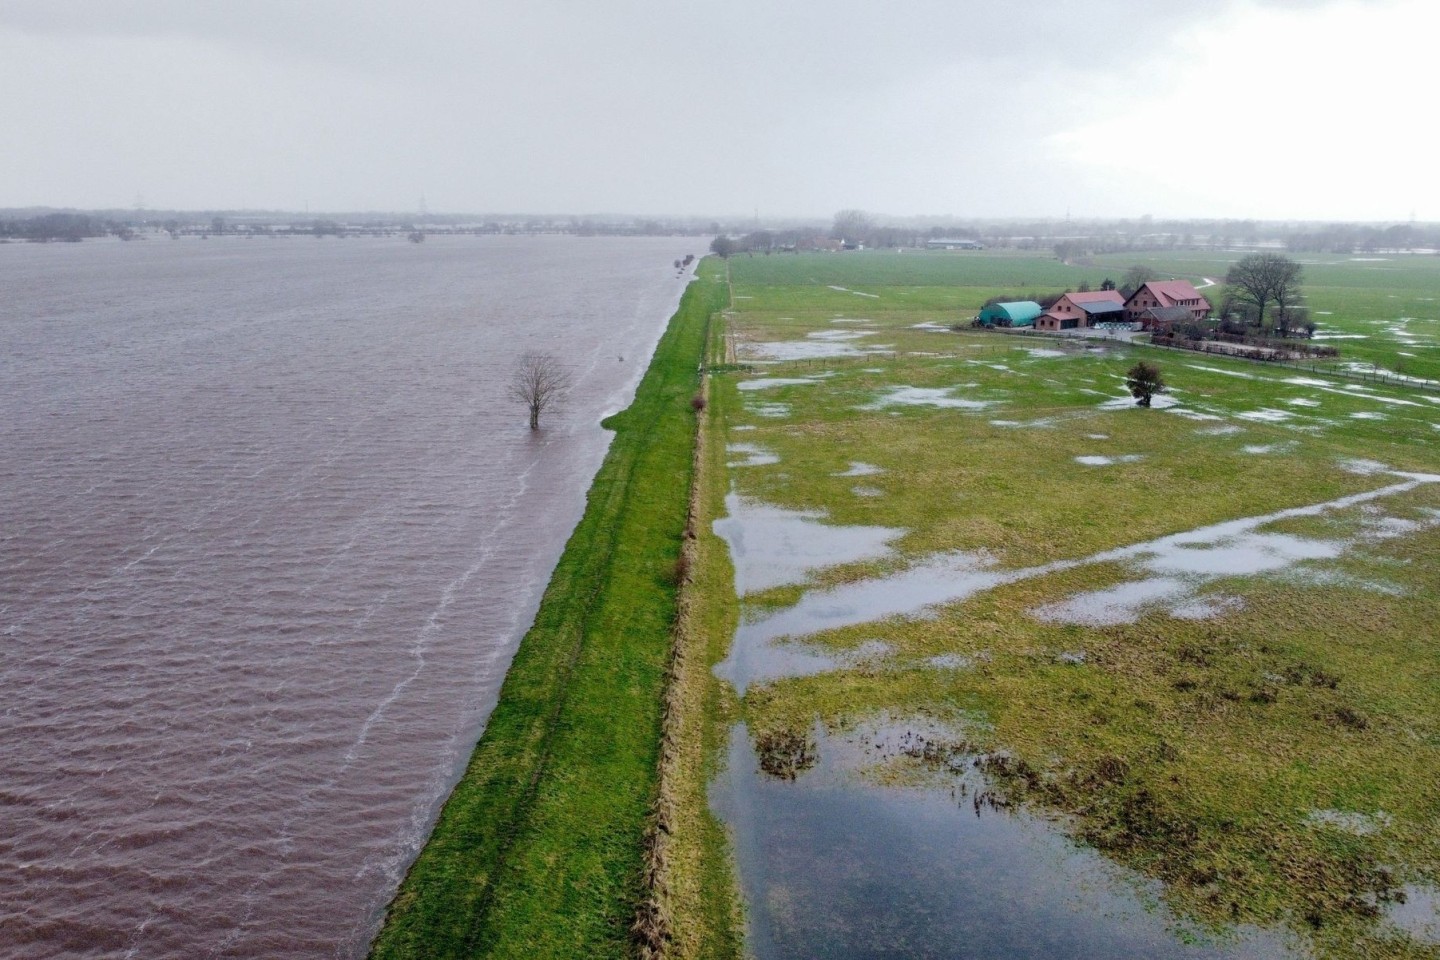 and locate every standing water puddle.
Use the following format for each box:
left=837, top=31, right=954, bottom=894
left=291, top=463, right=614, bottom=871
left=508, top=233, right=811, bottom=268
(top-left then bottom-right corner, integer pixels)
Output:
left=1385, top=884, right=1440, bottom=945
left=717, top=470, right=1440, bottom=693
left=713, top=492, right=903, bottom=596
left=711, top=721, right=1302, bottom=959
